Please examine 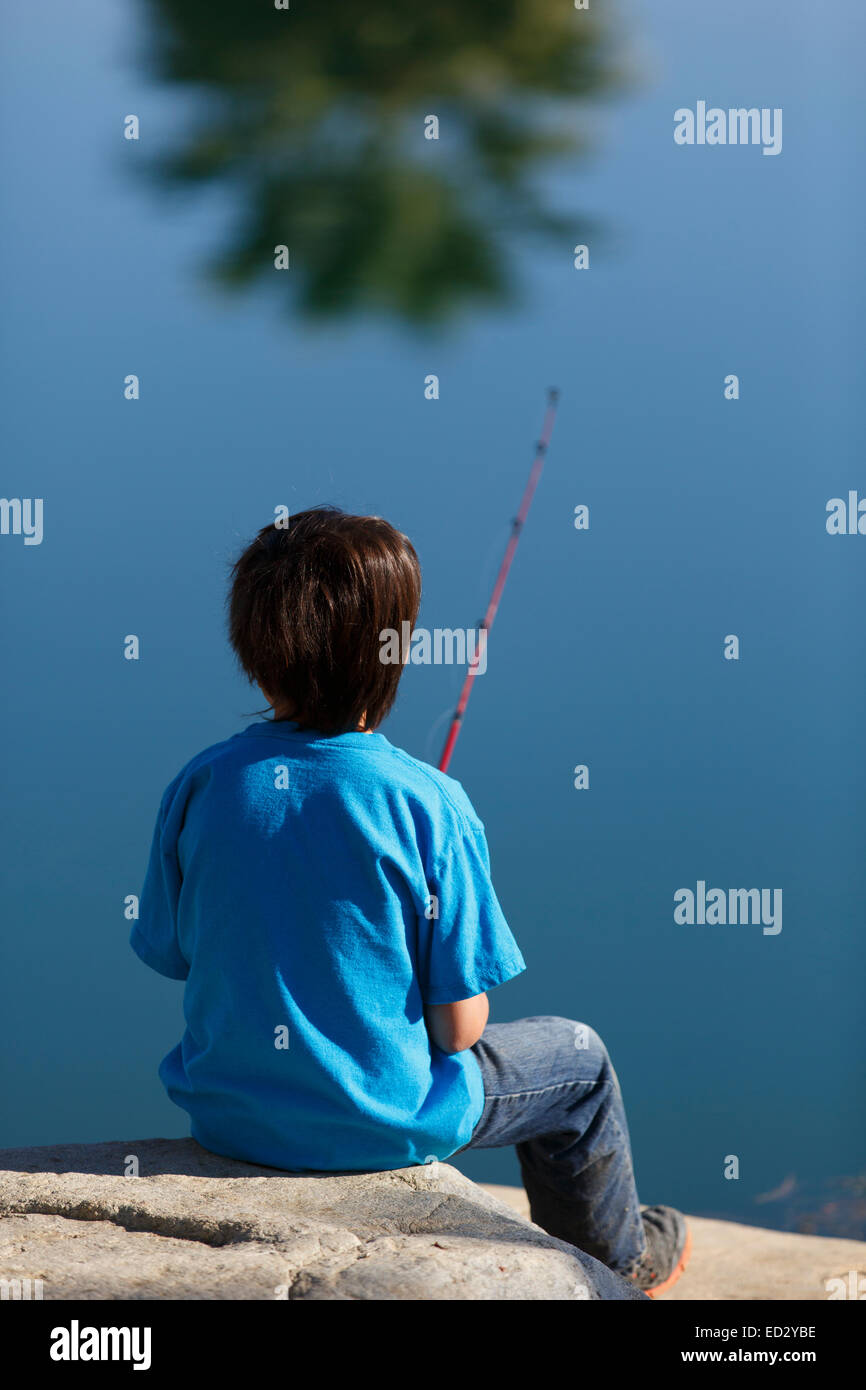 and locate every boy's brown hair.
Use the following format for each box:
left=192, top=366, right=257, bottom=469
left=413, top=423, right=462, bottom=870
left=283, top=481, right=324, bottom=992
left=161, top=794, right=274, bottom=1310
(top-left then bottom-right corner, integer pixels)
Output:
left=228, top=507, right=421, bottom=735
